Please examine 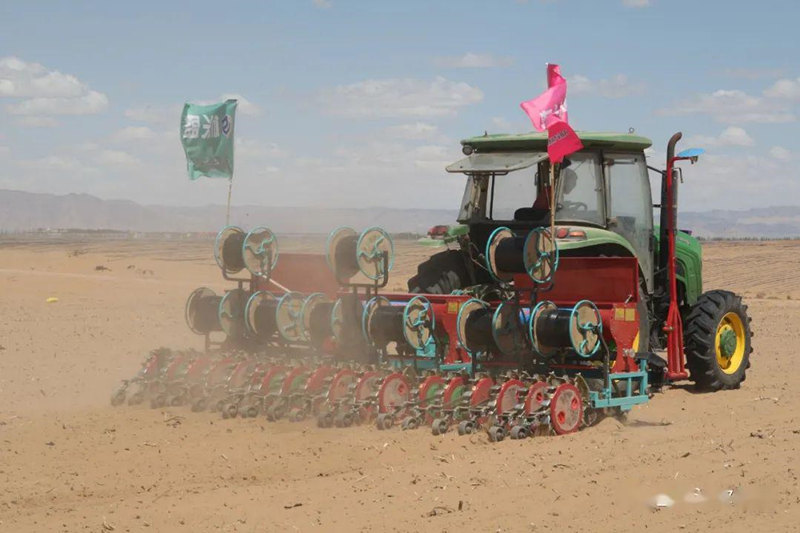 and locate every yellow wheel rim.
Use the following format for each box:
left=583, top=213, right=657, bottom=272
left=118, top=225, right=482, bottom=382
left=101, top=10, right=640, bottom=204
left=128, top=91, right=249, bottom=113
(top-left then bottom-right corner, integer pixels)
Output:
left=715, top=312, right=745, bottom=374
left=632, top=331, right=640, bottom=352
